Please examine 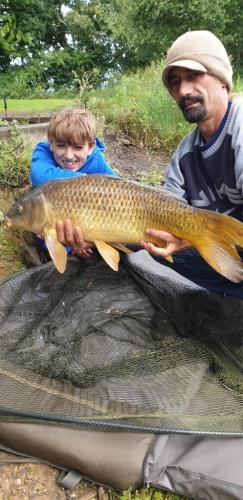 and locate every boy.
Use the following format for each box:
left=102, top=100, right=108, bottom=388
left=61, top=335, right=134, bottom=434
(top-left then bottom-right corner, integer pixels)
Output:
left=30, top=107, right=116, bottom=187
left=25, top=108, right=115, bottom=265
